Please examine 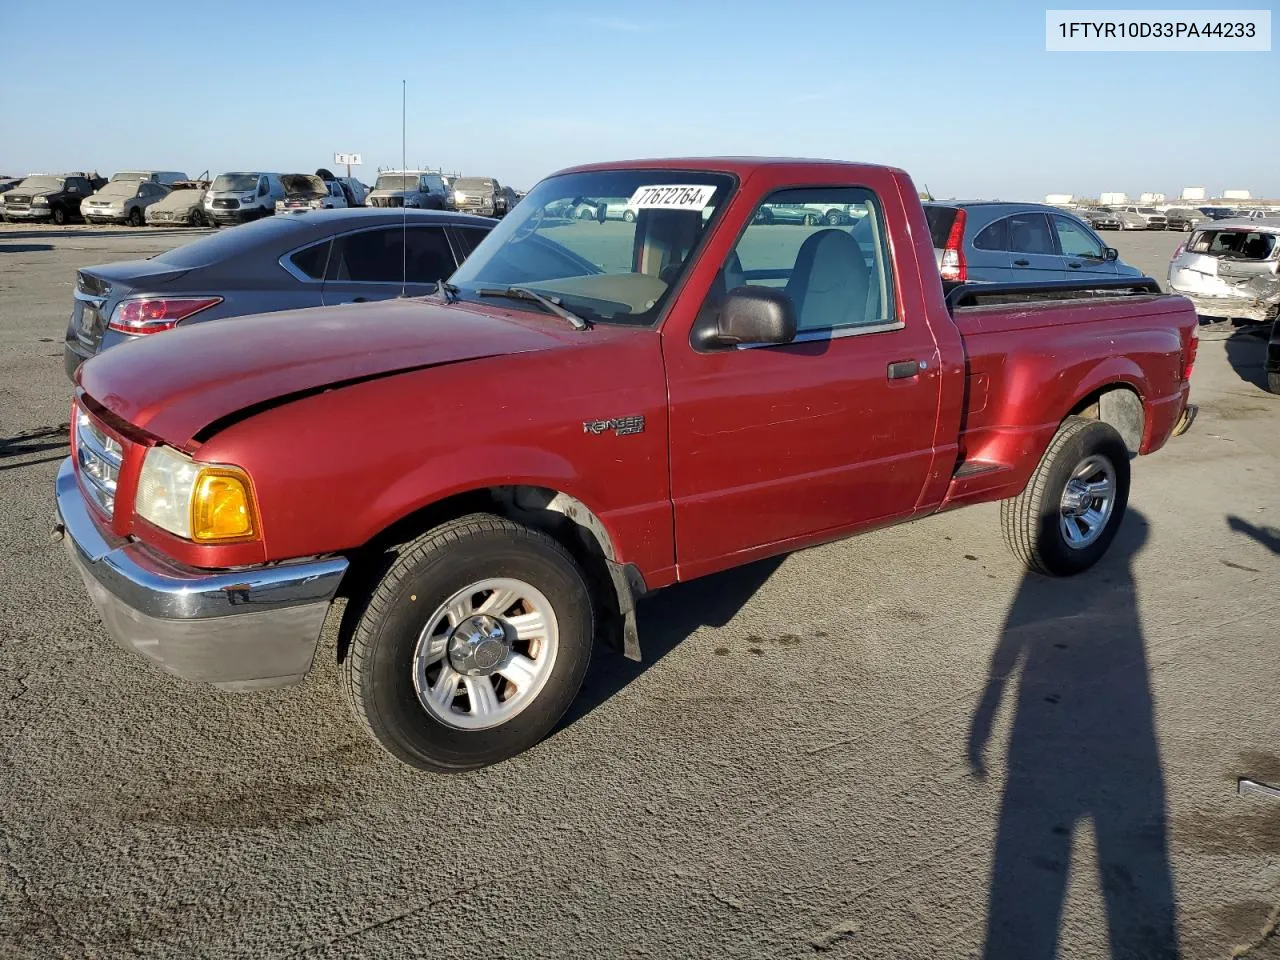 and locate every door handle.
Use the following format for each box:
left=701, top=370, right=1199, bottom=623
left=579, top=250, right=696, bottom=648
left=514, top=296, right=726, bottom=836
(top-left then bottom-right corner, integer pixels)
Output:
left=887, top=360, right=920, bottom=381
left=1013, top=259, right=1031, bottom=266
left=1068, top=261, right=1082, bottom=268
left=349, top=297, right=369, bottom=303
